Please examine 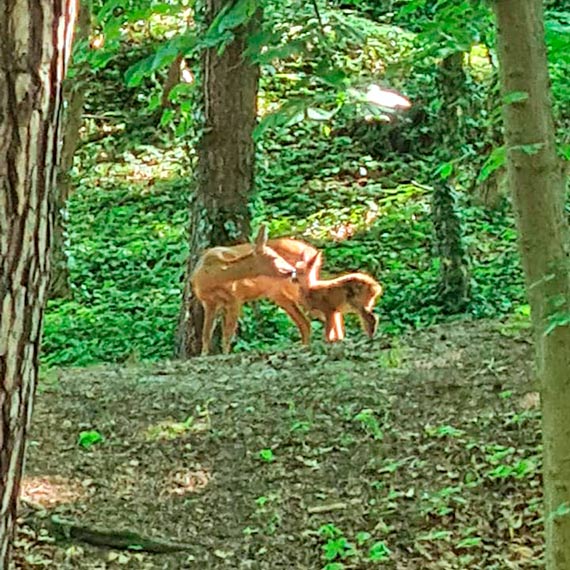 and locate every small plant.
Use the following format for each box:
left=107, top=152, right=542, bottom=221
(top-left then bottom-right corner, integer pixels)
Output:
left=425, top=424, right=465, bottom=438
left=378, top=344, right=402, bottom=368
left=145, top=416, right=195, bottom=441
left=316, top=524, right=390, bottom=568
left=353, top=409, right=383, bottom=440
left=258, top=448, right=275, bottom=462
left=290, top=420, right=311, bottom=433
left=253, top=493, right=281, bottom=535
left=368, top=541, right=391, bottom=561
left=78, top=430, right=103, bottom=449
